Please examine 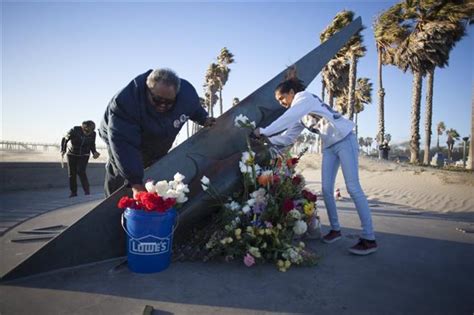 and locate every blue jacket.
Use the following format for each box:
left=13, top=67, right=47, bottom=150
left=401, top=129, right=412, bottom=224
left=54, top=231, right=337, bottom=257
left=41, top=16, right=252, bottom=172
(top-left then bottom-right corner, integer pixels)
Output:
left=99, top=70, right=208, bottom=185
